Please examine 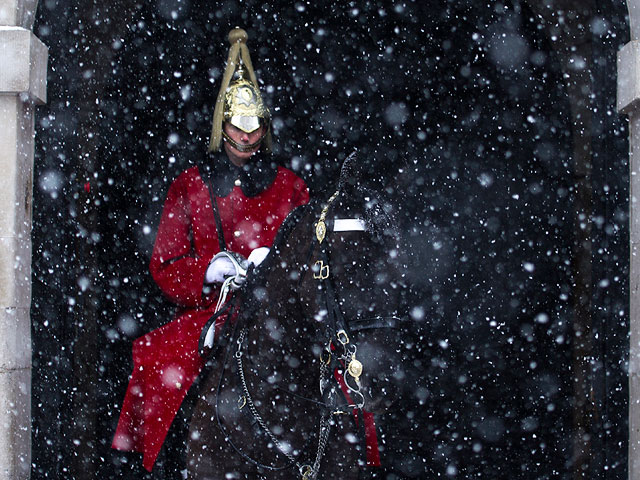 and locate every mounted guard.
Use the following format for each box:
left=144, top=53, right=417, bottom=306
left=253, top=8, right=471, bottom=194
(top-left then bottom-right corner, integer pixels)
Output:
left=112, top=27, right=309, bottom=472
